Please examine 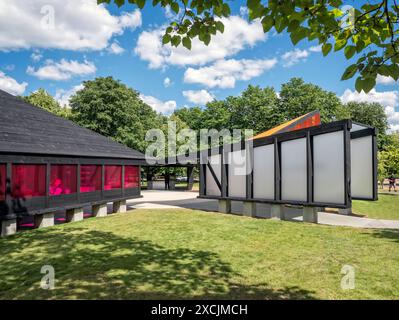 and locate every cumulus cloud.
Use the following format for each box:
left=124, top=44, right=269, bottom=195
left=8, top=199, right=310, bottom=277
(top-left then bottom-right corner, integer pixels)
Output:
left=27, top=59, right=96, bottom=81
left=140, top=94, right=177, bottom=114
left=0, top=71, right=28, bottom=95
left=183, top=90, right=214, bottom=105
left=184, top=58, right=277, bottom=89
left=376, top=74, right=398, bottom=85
left=0, top=1, right=141, bottom=51
left=55, top=84, right=84, bottom=107
left=107, top=42, right=125, bottom=55
left=163, top=77, right=172, bottom=87
left=282, top=49, right=310, bottom=67
left=340, top=88, right=399, bottom=131
left=135, top=15, right=267, bottom=69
